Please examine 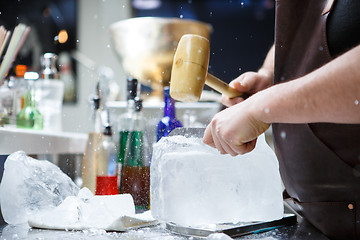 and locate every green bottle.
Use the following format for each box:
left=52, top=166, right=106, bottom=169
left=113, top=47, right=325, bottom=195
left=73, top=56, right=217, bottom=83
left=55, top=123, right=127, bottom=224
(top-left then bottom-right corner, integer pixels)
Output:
left=121, top=98, right=151, bottom=211
left=117, top=78, right=138, bottom=192
left=16, top=80, right=43, bottom=130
